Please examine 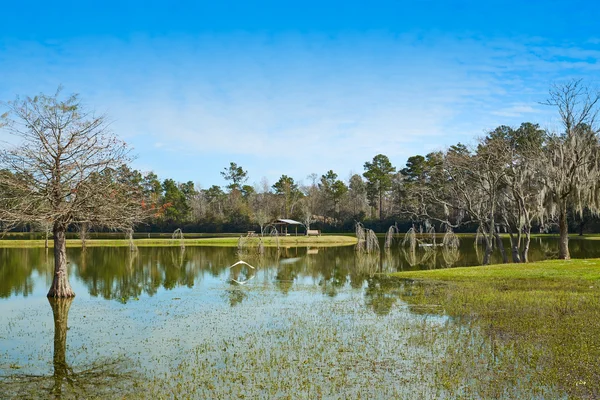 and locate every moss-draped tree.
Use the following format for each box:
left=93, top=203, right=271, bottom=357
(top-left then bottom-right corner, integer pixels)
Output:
left=541, top=80, right=600, bottom=260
